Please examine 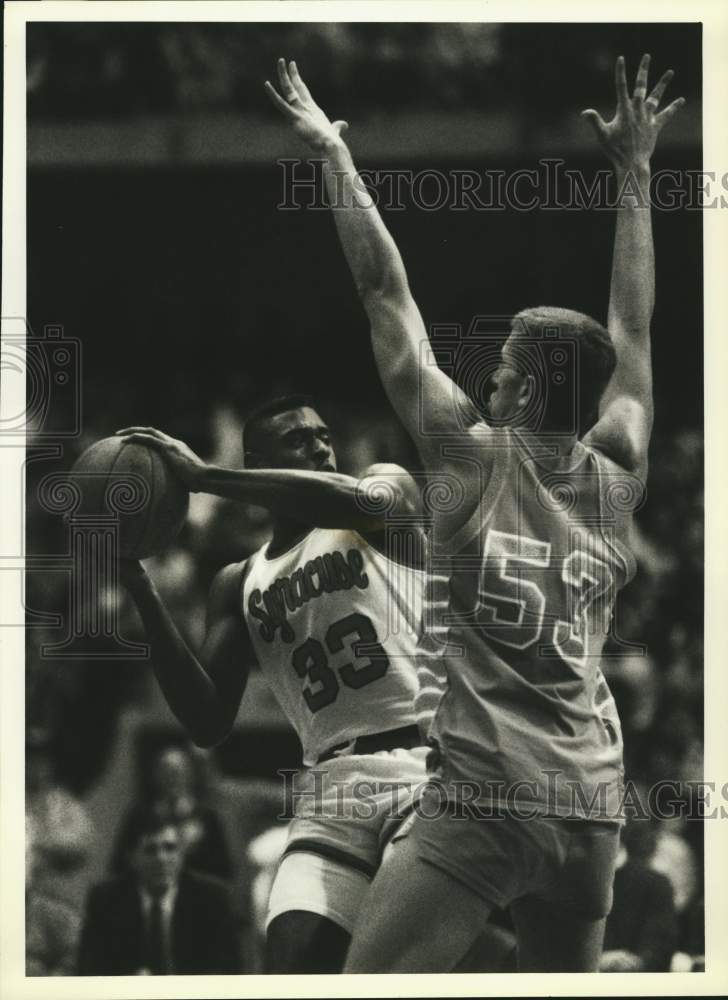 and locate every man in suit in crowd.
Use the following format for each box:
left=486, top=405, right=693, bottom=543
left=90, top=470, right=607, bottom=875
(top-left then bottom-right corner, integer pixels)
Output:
left=77, top=813, right=242, bottom=975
